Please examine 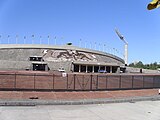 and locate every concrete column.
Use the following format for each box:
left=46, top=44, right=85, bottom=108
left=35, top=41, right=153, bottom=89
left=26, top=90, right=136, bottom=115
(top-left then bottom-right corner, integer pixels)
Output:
left=124, top=44, right=128, bottom=65
left=32, top=63, right=34, bottom=71
left=110, top=66, right=112, bottom=73
left=105, top=66, right=106, bottom=71
left=92, top=66, right=94, bottom=73
left=86, top=65, right=88, bottom=73
left=45, top=64, right=48, bottom=71
left=71, top=63, right=74, bottom=72
left=79, top=65, right=81, bottom=72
